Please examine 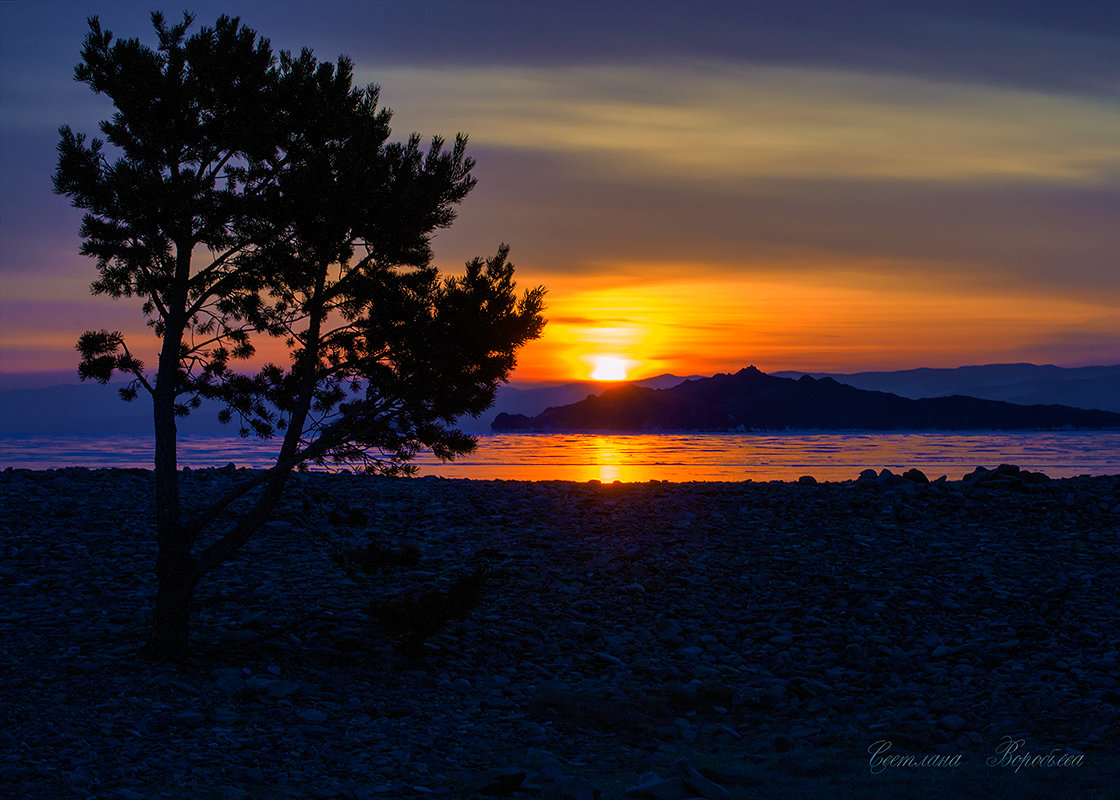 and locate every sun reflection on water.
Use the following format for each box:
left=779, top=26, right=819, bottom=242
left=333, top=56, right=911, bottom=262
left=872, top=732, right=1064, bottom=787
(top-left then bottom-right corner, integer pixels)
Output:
left=590, top=435, right=624, bottom=482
